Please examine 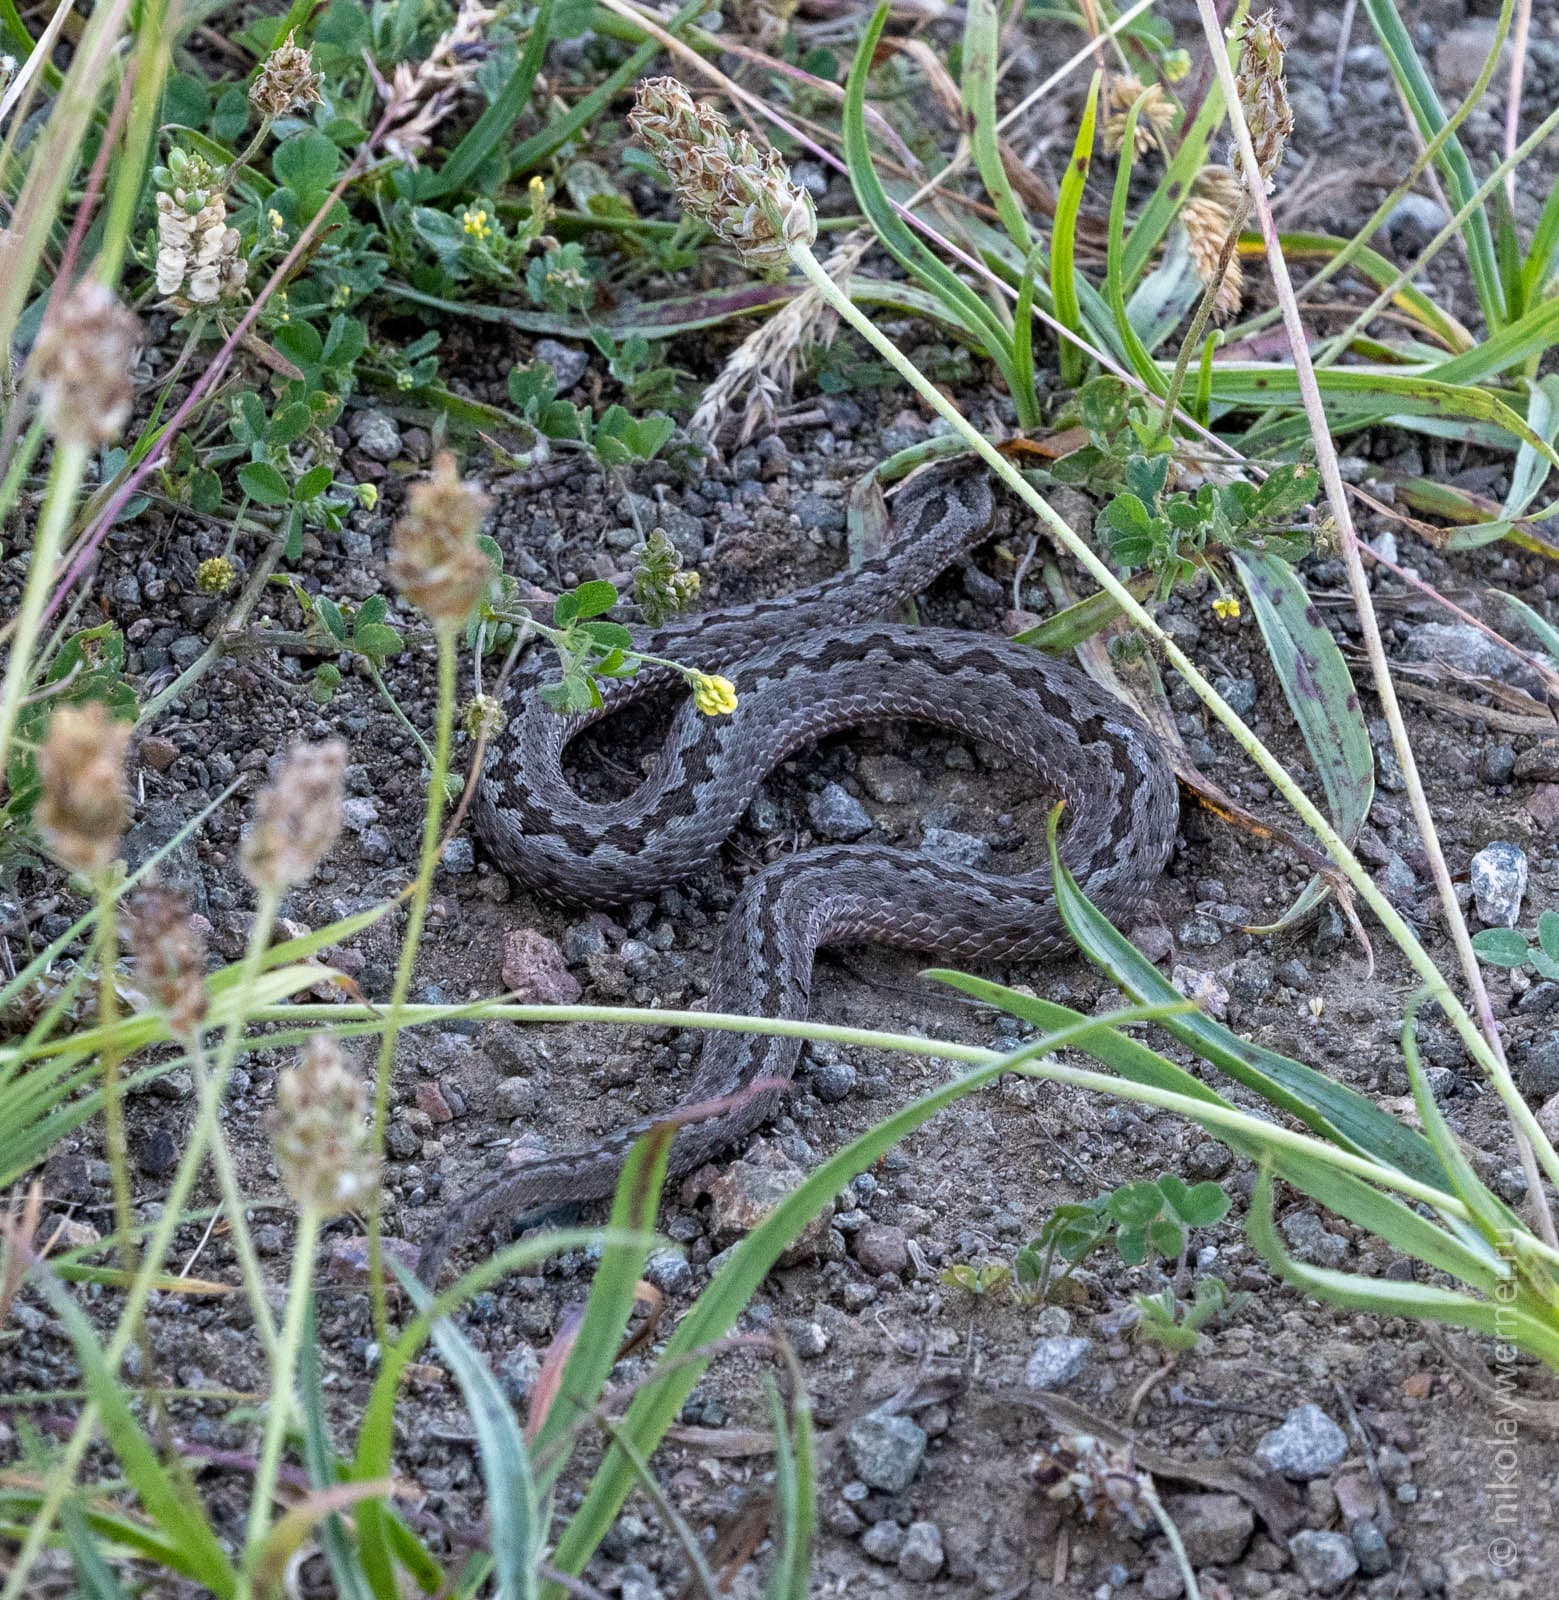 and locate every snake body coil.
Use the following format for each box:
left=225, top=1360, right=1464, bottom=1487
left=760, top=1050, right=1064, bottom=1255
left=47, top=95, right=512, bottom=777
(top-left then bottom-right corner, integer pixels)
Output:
left=416, top=465, right=1177, bottom=1282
